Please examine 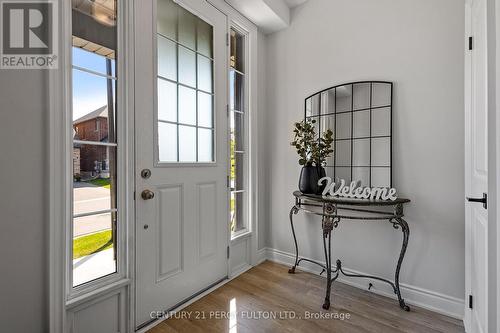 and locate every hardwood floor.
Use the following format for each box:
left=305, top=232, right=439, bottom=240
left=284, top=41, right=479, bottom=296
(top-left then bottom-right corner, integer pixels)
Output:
left=148, top=261, right=464, bottom=333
